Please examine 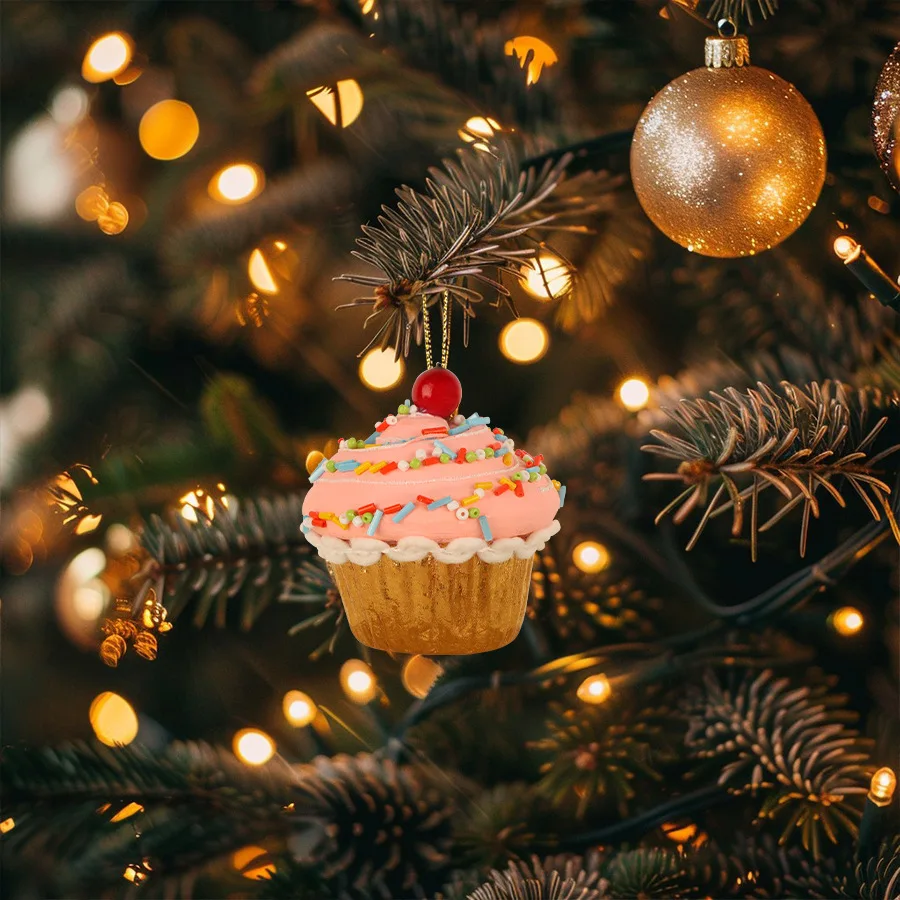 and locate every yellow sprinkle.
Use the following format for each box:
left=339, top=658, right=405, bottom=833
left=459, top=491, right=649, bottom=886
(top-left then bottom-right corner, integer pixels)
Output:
left=475, top=482, right=492, bottom=489
left=334, top=518, right=350, bottom=530
left=552, top=479, right=561, bottom=490
left=320, top=512, right=336, bottom=520
left=500, top=477, right=516, bottom=489
left=503, top=453, right=514, bottom=466
left=369, top=461, right=387, bottom=473
left=462, top=495, right=480, bottom=506
left=355, top=462, right=371, bottom=475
